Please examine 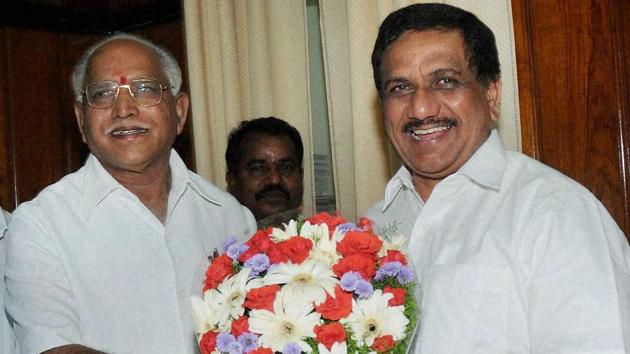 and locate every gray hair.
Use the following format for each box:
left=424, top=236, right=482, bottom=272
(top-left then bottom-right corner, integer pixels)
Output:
left=71, top=33, right=182, bottom=102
